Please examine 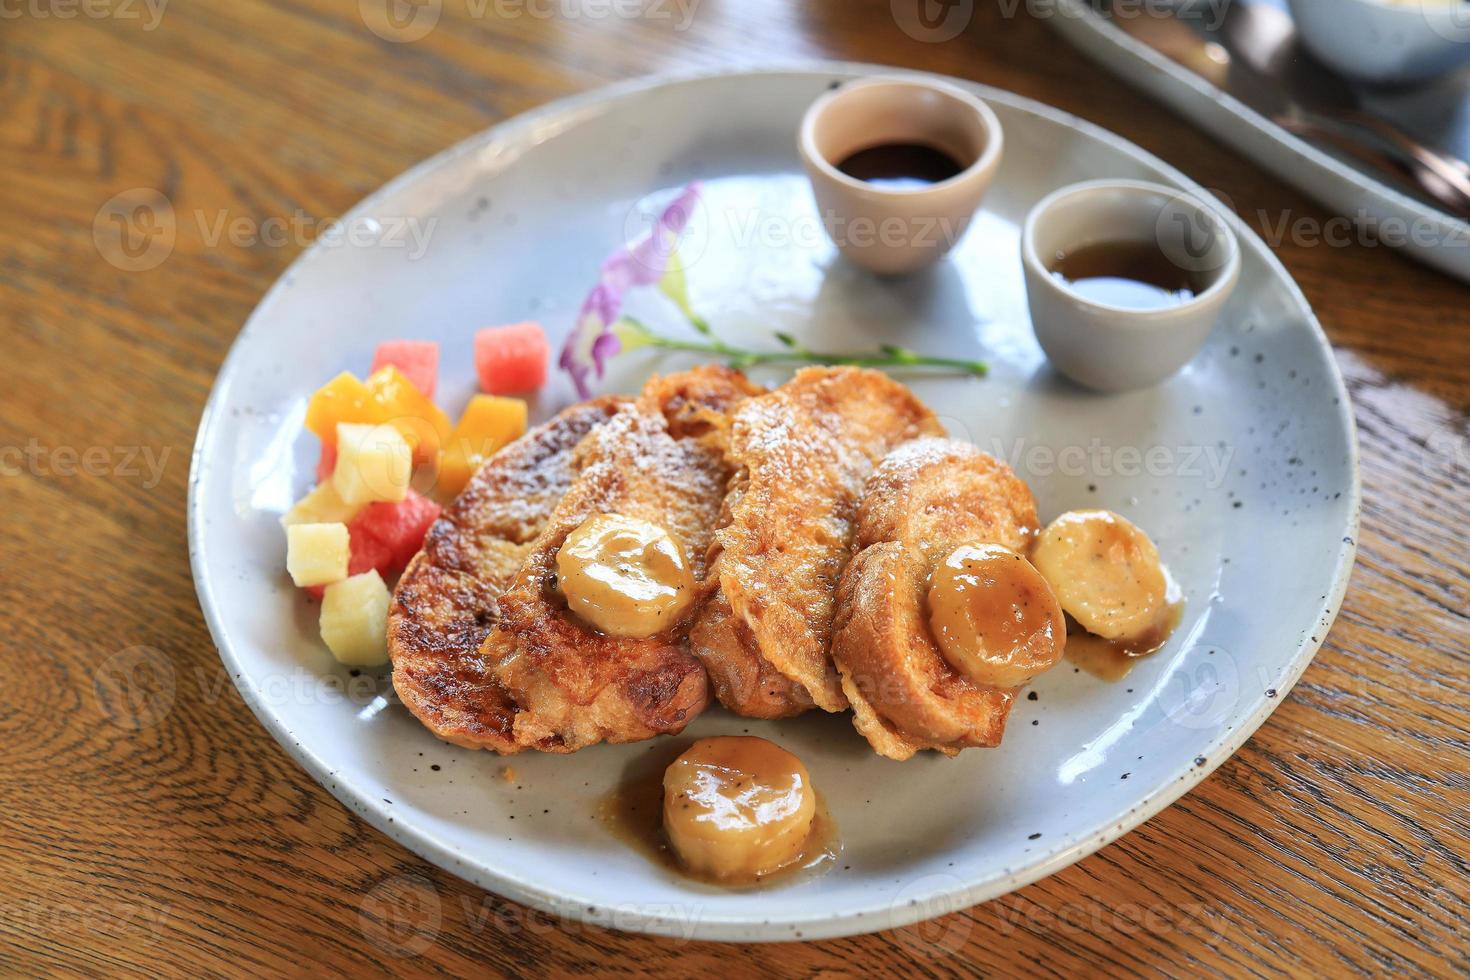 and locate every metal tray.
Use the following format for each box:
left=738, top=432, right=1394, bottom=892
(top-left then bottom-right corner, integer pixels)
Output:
left=1048, top=0, right=1470, bottom=284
